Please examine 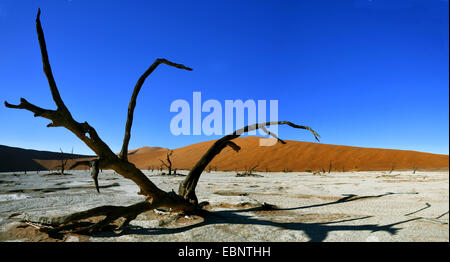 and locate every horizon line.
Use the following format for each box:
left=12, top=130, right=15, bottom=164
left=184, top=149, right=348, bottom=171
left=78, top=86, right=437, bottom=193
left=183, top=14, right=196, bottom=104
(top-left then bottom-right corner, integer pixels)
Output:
left=1, top=136, right=448, bottom=157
